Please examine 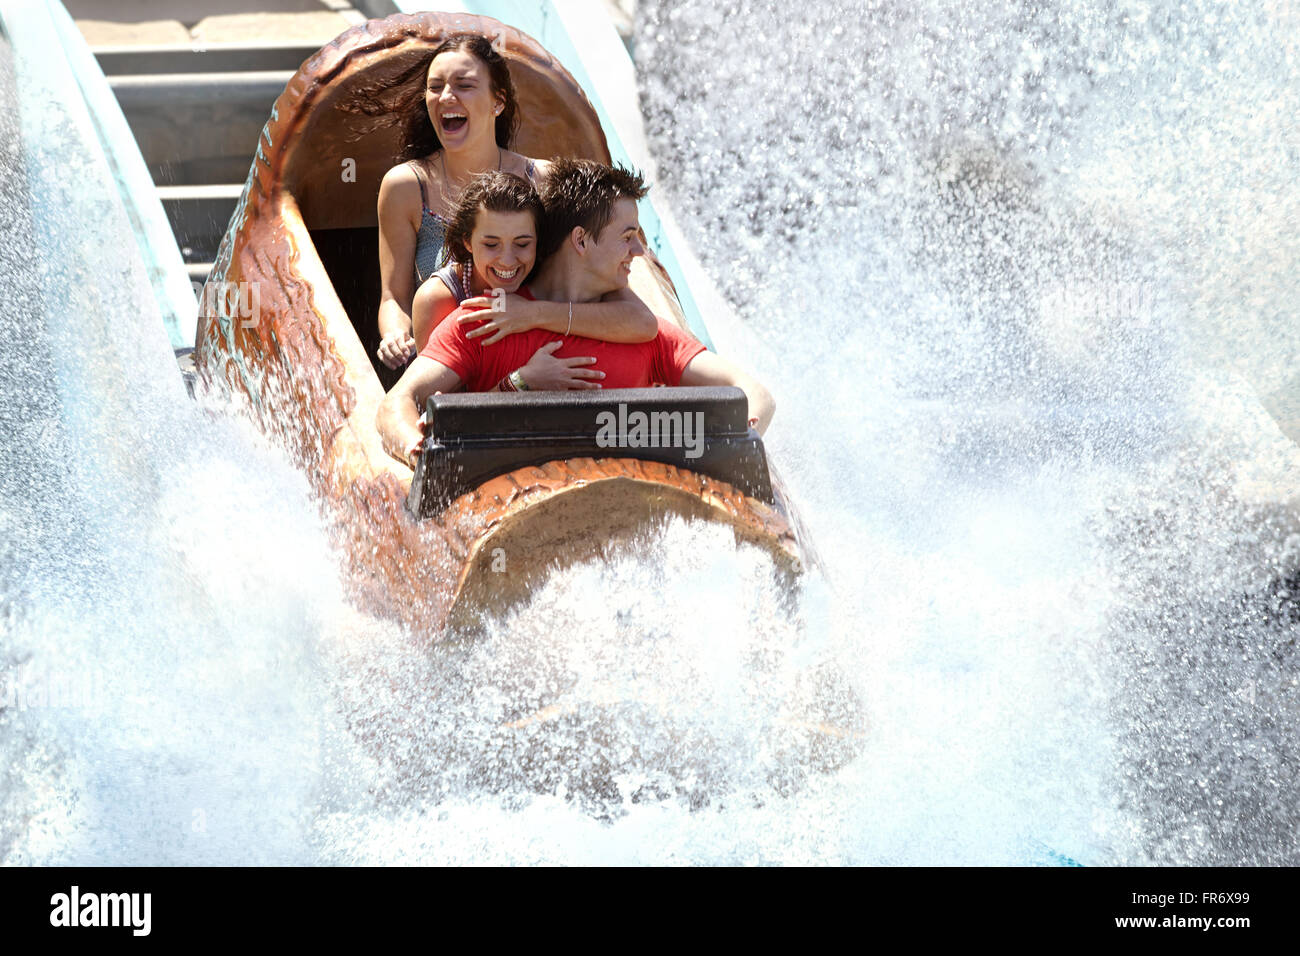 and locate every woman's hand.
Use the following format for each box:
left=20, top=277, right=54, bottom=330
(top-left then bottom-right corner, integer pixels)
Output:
left=459, top=293, right=543, bottom=344
left=517, top=341, right=603, bottom=390
left=377, top=329, right=416, bottom=369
